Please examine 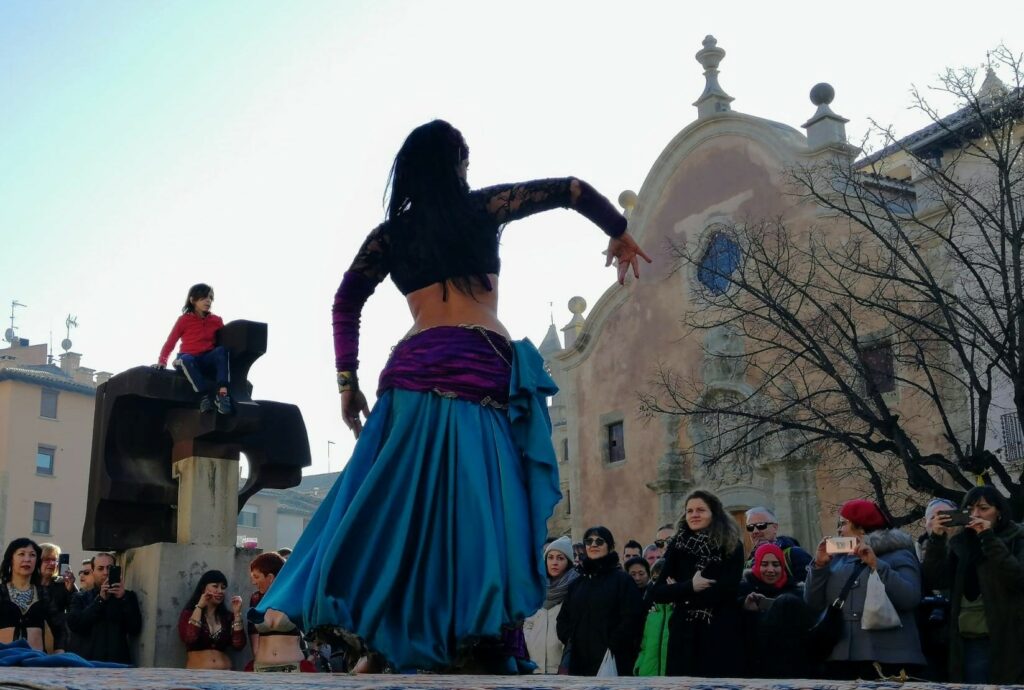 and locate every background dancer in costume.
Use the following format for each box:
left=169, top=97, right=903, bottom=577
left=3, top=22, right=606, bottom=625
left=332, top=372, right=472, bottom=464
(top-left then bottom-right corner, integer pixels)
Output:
left=255, top=119, right=650, bottom=673
left=154, top=283, right=233, bottom=414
